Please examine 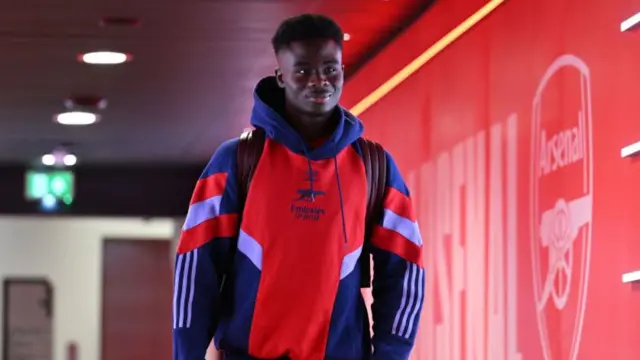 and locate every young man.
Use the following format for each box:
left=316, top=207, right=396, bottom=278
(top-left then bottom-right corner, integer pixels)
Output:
left=173, top=14, right=424, bottom=360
